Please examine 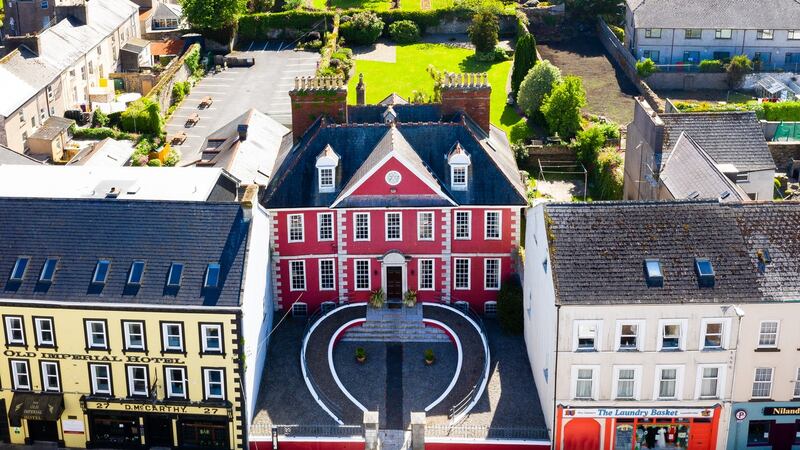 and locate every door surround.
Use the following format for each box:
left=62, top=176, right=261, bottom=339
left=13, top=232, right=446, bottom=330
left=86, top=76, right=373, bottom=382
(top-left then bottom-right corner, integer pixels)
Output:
left=379, top=251, right=409, bottom=299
